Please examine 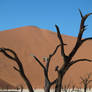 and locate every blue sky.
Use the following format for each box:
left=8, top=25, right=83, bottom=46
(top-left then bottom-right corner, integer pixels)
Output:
left=0, top=0, right=92, bottom=37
